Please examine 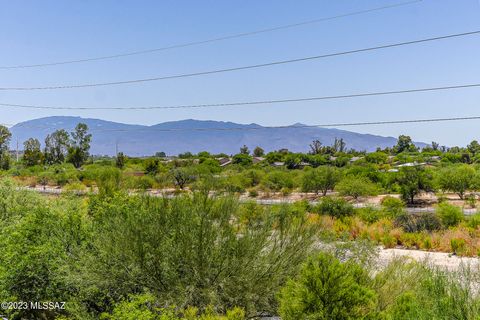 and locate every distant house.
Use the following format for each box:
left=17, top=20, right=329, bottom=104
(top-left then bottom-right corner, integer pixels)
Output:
left=298, top=161, right=311, bottom=169
left=217, top=157, right=232, bottom=167
left=349, top=156, right=364, bottom=163
left=395, top=162, right=426, bottom=168
left=252, top=157, right=265, bottom=164
left=271, top=161, right=285, bottom=167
